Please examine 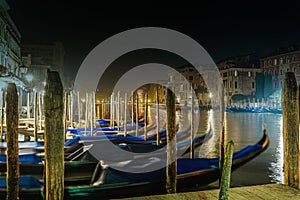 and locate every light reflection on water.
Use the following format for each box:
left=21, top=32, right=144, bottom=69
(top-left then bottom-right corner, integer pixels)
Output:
left=195, top=110, right=284, bottom=186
